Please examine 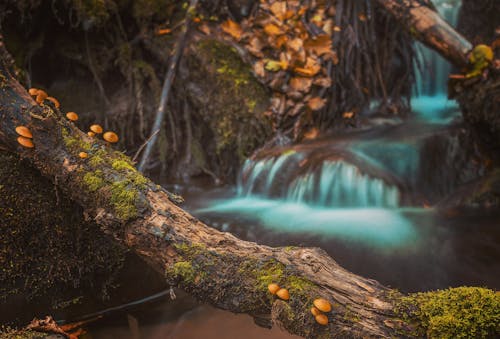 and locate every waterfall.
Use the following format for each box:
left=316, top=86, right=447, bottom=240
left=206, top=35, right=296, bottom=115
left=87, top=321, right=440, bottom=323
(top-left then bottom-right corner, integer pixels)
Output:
left=413, top=0, right=462, bottom=97
left=238, top=153, right=400, bottom=208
